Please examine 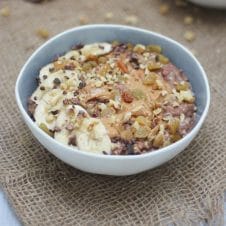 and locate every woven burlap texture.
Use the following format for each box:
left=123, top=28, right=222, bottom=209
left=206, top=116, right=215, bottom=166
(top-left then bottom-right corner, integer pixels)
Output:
left=0, top=0, right=226, bottom=225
